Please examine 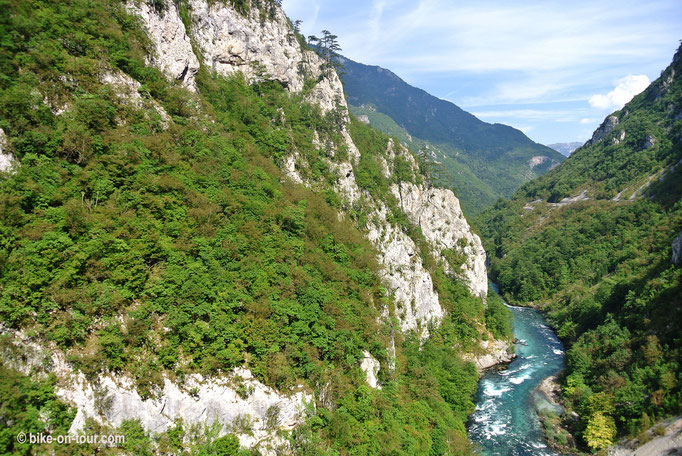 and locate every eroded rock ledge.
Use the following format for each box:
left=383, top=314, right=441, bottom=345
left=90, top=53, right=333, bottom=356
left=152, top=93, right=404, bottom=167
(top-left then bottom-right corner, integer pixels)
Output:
left=1, top=326, right=311, bottom=454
